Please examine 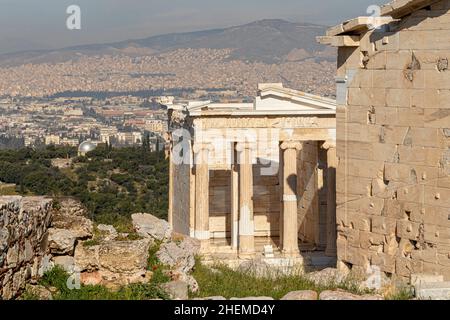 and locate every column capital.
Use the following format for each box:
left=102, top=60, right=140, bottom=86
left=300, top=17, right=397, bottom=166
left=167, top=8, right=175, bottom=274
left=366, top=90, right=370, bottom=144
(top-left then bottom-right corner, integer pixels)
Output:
left=321, top=140, right=336, bottom=150
left=235, top=141, right=256, bottom=152
left=280, top=140, right=303, bottom=151
left=193, top=142, right=213, bottom=154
